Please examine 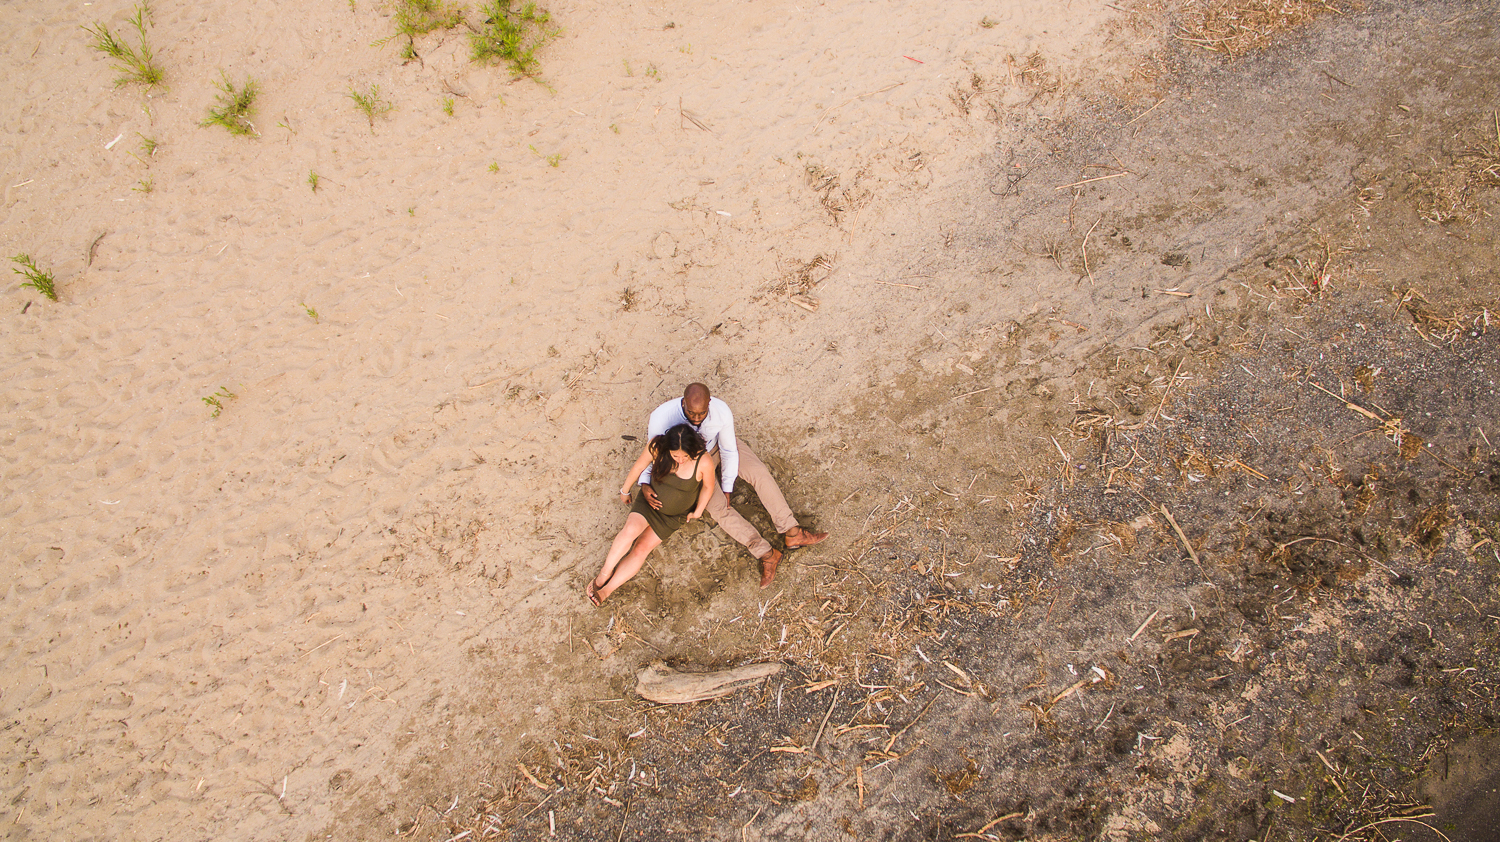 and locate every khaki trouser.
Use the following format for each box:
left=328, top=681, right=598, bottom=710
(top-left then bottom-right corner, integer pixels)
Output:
left=706, top=441, right=798, bottom=559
